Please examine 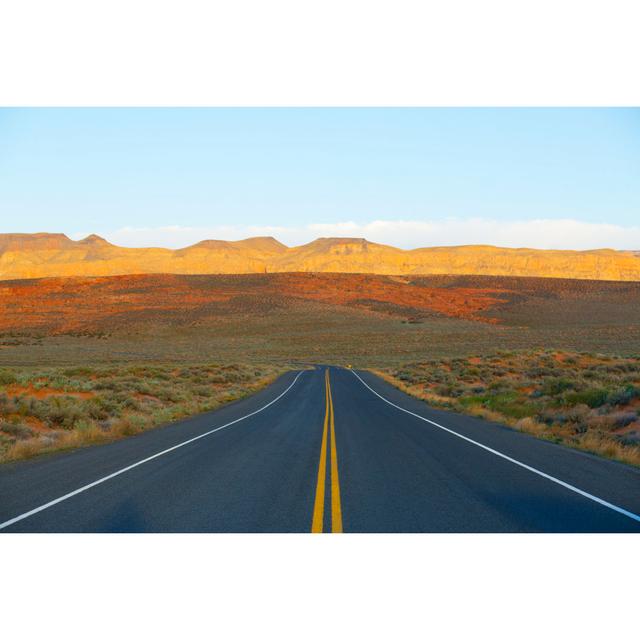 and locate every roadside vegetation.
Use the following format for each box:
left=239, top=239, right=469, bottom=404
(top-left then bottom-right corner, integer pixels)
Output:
left=0, top=363, right=286, bottom=462
left=379, top=350, right=640, bottom=466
